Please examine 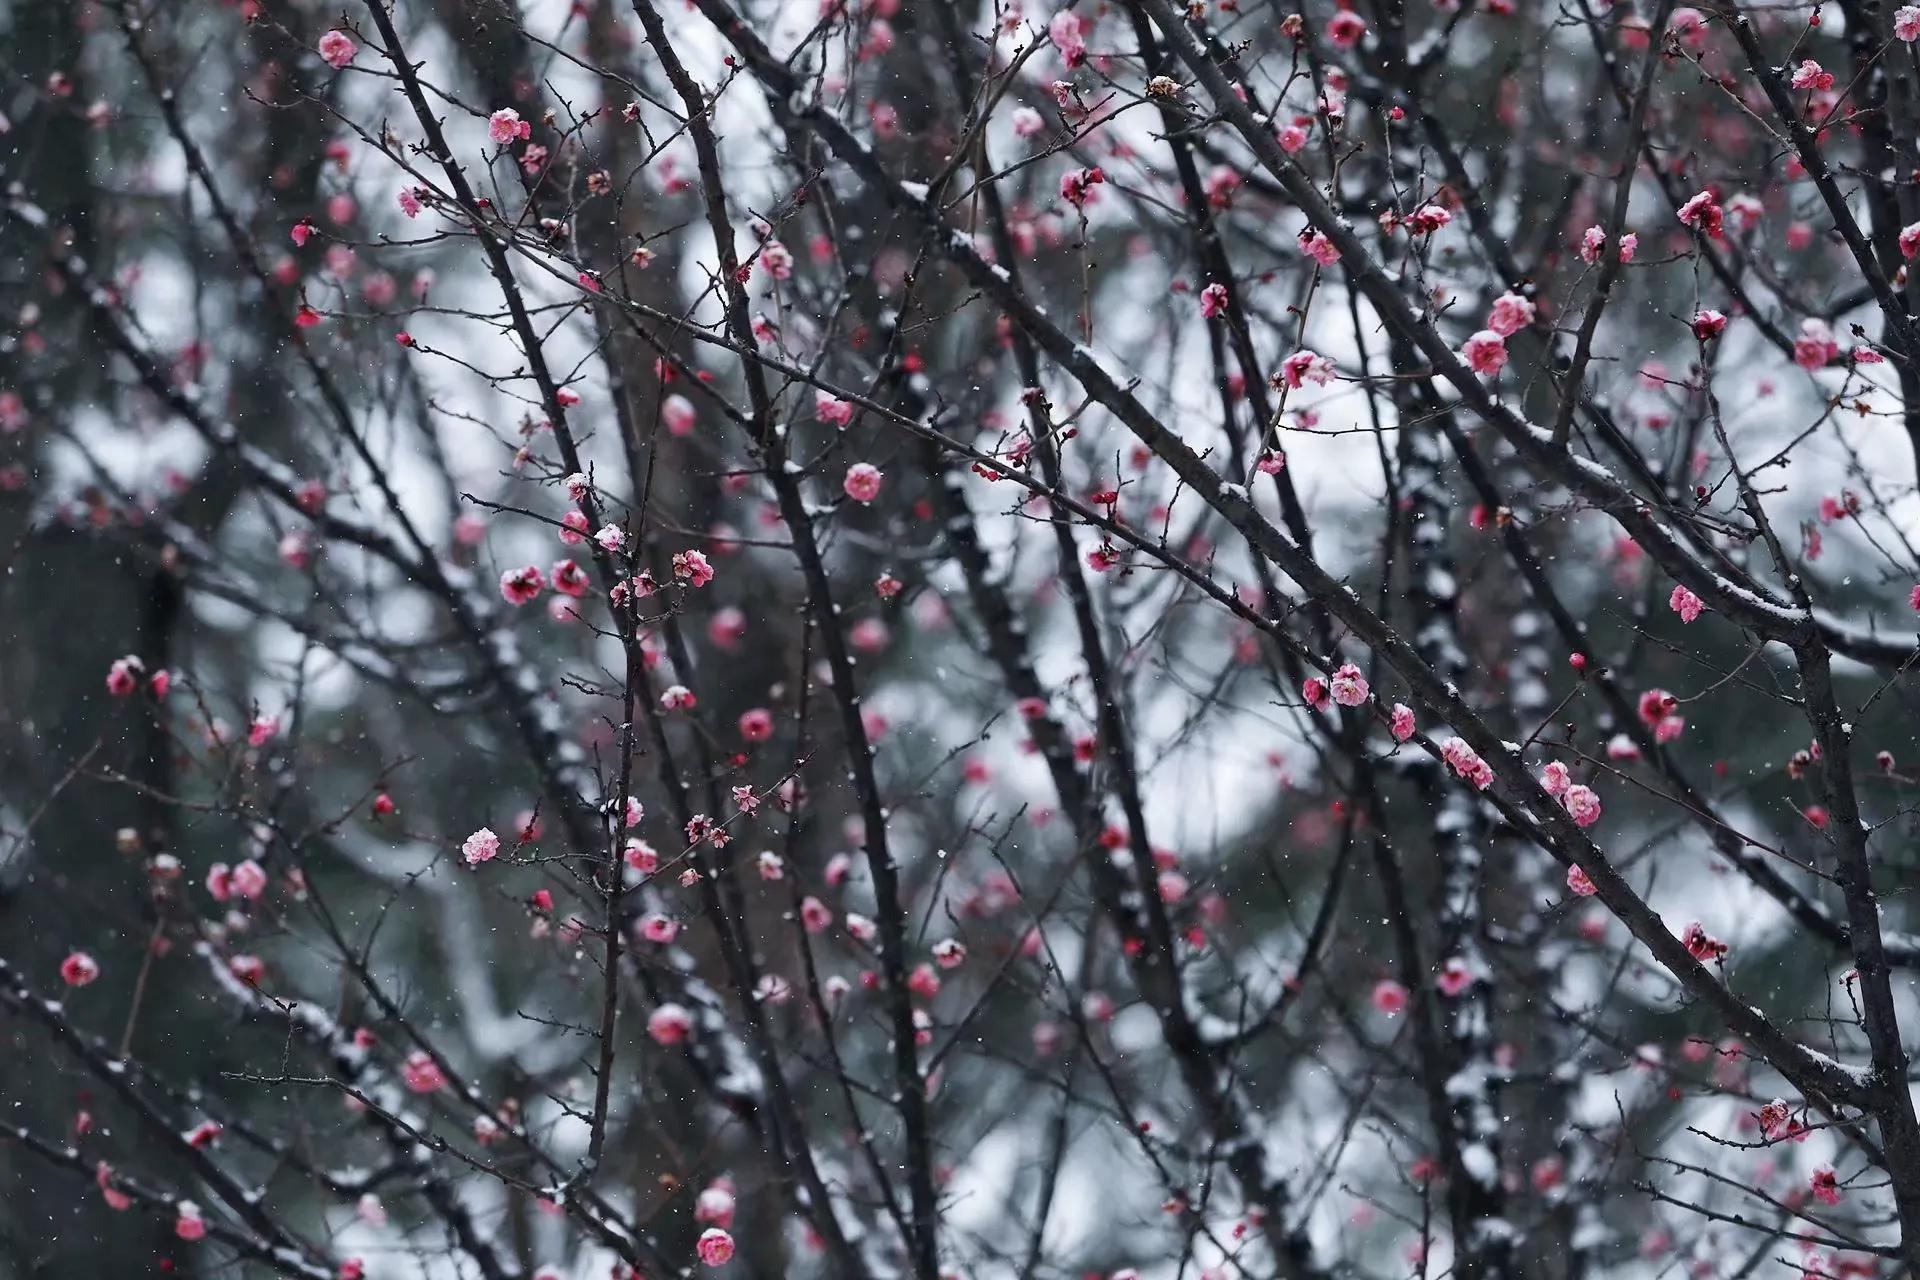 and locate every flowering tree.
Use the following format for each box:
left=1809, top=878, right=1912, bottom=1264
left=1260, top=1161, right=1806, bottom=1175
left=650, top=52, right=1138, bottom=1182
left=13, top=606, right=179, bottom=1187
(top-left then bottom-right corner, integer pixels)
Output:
left=6, top=0, right=1920, bottom=1276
